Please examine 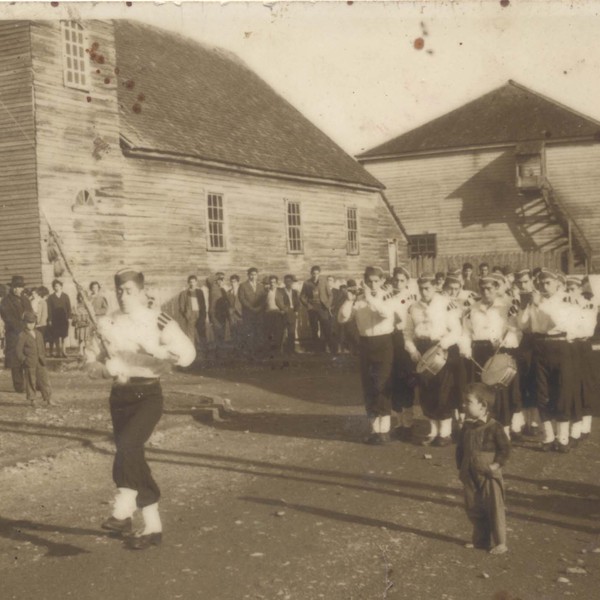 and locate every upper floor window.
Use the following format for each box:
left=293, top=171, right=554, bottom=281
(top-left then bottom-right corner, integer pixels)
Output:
left=285, top=200, right=303, bottom=253
left=346, top=206, right=359, bottom=255
left=75, top=189, right=94, bottom=207
left=207, top=193, right=226, bottom=250
left=408, top=233, right=437, bottom=258
left=62, top=21, right=89, bottom=91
